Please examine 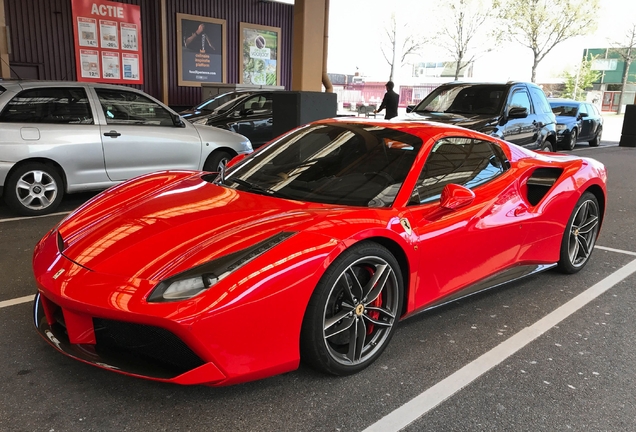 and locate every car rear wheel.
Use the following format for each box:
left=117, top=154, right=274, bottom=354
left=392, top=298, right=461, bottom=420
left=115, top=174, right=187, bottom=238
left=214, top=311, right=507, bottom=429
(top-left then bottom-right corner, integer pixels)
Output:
left=203, top=150, right=233, bottom=172
left=589, top=126, right=602, bottom=147
left=4, top=162, right=64, bottom=216
left=567, top=128, right=578, bottom=150
left=301, top=242, right=403, bottom=376
left=557, top=192, right=600, bottom=274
